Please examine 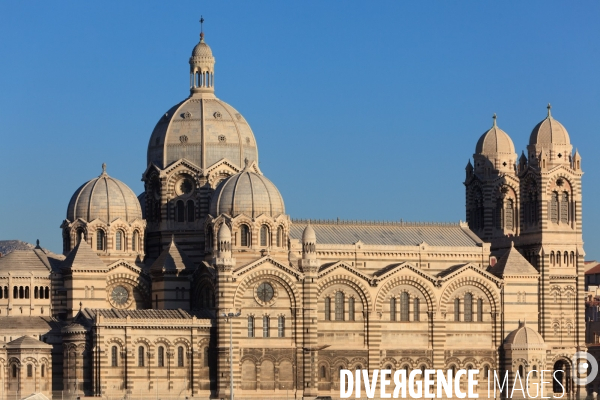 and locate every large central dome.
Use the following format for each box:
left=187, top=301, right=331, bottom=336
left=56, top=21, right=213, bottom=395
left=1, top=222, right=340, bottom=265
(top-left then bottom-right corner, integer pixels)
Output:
left=147, top=32, right=258, bottom=171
